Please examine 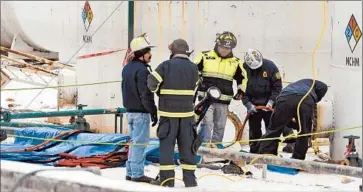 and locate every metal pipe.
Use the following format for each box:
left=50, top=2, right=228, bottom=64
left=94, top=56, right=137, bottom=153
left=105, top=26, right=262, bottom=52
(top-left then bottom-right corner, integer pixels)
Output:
left=114, top=114, right=118, bottom=134
left=2, top=107, right=127, bottom=122
left=0, top=122, right=74, bottom=129
left=197, top=147, right=362, bottom=178
left=119, top=113, right=123, bottom=134
left=128, top=0, right=135, bottom=46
